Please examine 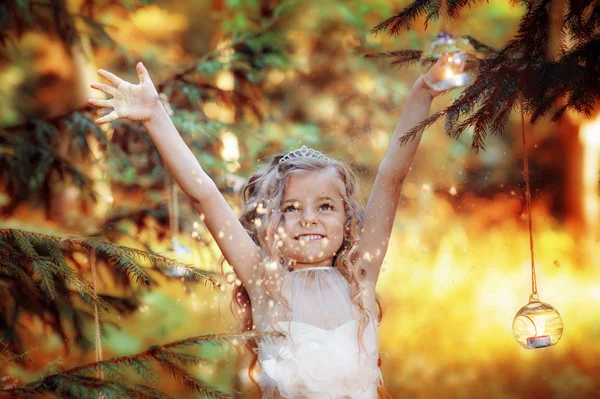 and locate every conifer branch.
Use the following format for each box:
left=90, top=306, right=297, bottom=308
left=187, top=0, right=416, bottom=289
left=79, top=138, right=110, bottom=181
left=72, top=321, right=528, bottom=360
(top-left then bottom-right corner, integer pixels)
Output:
left=0, top=229, right=220, bottom=289
left=0, top=118, right=100, bottom=216
left=364, top=50, right=423, bottom=68
left=372, top=0, right=600, bottom=147
left=0, top=332, right=282, bottom=399
left=370, top=0, right=430, bottom=36
left=0, top=228, right=221, bottom=354
left=401, top=110, right=447, bottom=146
